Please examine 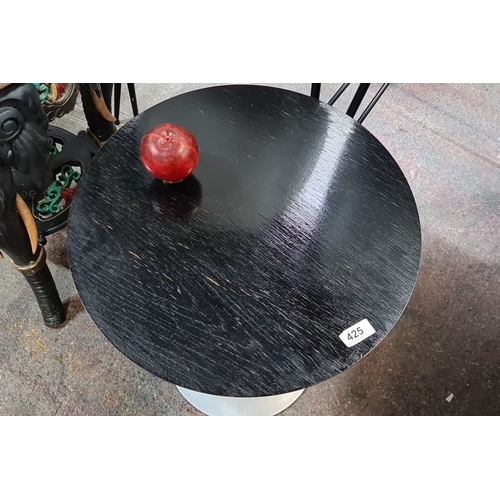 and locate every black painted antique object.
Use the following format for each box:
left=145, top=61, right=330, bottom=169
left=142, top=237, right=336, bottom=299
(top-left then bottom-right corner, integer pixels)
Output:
left=0, top=83, right=117, bottom=327
left=0, top=83, right=64, bottom=327
left=68, top=85, right=421, bottom=397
